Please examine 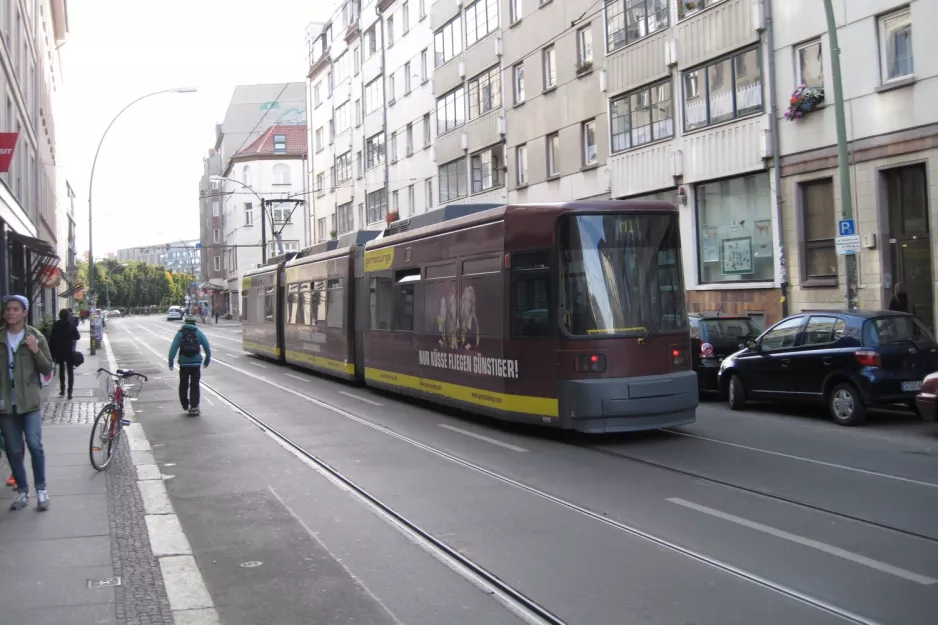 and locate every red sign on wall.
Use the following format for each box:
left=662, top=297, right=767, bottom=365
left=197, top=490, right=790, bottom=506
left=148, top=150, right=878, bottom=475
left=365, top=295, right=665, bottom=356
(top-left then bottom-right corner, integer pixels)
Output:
left=0, top=133, right=18, bottom=173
